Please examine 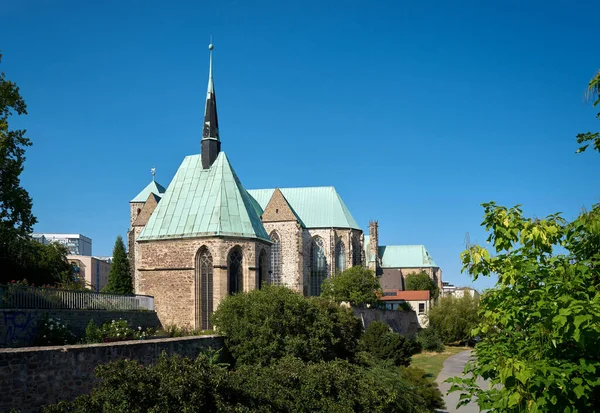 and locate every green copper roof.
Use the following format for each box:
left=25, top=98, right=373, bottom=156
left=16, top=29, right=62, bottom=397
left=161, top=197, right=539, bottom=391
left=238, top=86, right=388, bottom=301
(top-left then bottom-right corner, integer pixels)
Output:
left=247, top=186, right=360, bottom=230
left=138, top=152, right=270, bottom=242
left=378, top=245, right=438, bottom=268
left=131, top=180, right=166, bottom=202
